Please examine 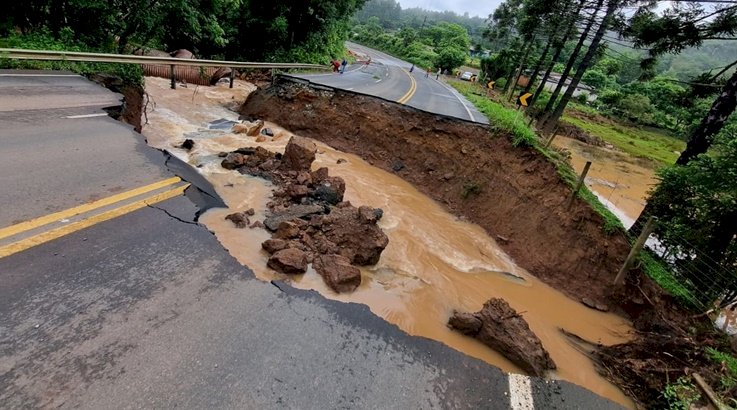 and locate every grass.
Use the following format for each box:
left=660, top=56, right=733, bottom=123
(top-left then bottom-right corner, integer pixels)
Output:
left=562, top=115, right=685, bottom=165
left=640, top=251, right=702, bottom=310
left=449, top=79, right=624, bottom=234
left=705, top=347, right=737, bottom=391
